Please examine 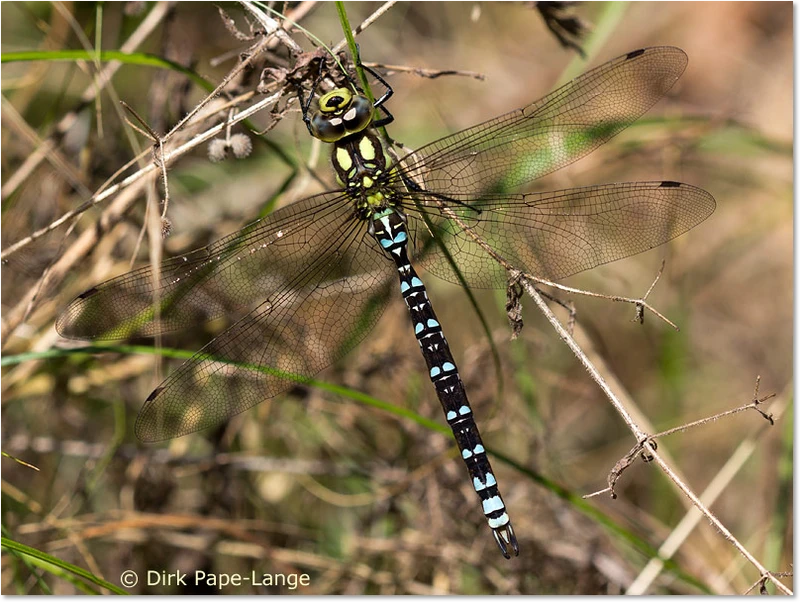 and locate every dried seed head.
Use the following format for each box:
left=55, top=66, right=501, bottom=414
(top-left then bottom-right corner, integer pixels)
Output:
left=161, top=217, right=173, bottom=239
left=208, top=138, right=229, bottom=163
left=230, top=133, right=253, bottom=159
